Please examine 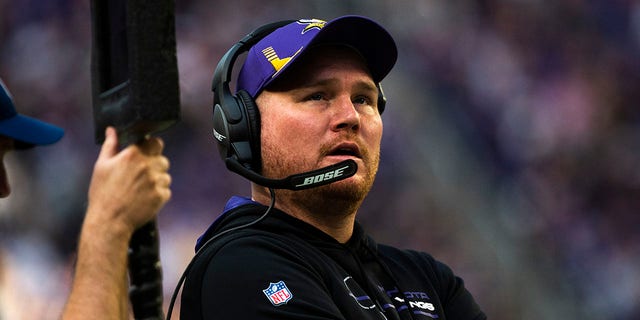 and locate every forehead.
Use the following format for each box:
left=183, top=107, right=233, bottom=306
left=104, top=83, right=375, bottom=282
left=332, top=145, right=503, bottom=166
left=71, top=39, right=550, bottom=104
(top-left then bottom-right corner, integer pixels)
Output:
left=265, top=45, right=374, bottom=91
